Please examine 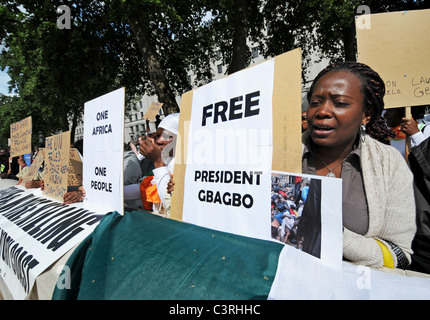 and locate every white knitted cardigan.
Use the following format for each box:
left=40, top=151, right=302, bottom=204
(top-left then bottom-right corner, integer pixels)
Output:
left=303, top=132, right=416, bottom=268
